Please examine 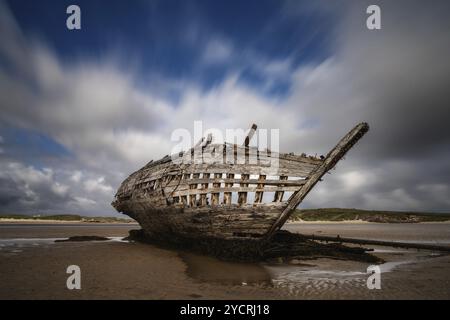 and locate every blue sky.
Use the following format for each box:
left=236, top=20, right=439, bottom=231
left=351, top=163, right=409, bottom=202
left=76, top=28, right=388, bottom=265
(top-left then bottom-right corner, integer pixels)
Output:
left=1, top=0, right=450, bottom=216
left=6, top=0, right=333, bottom=94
